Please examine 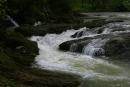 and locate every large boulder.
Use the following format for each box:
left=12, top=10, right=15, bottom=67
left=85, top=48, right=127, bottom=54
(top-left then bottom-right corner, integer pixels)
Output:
left=59, top=33, right=112, bottom=52
left=0, top=30, right=39, bottom=66
left=59, top=34, right=109, bottom=57
left=104, top=33, right=130, bottom=60
left=59, top=32, right=130, bottom=60
left=60, top=39, right=90, bottom=53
